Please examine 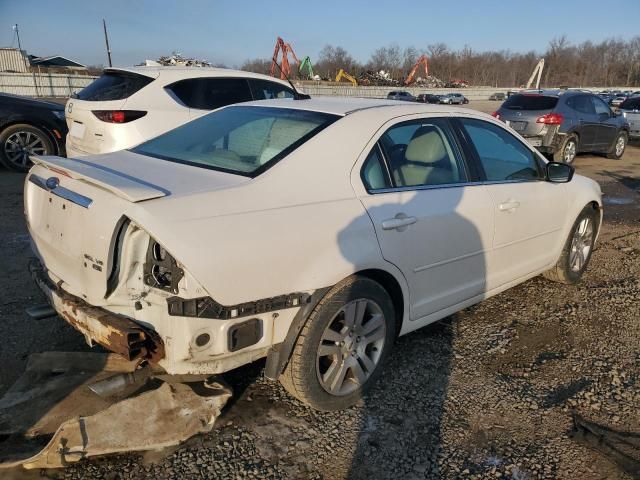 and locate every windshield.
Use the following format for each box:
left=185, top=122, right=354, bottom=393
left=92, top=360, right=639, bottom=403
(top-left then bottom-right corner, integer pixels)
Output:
left=131, top=106, right=339, bottom=177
